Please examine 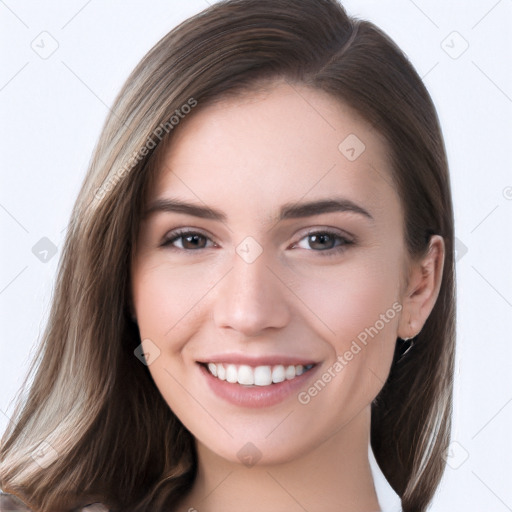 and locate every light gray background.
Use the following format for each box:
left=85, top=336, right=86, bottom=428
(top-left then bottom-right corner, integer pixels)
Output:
left=1, top=1, right=511, bottom=510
